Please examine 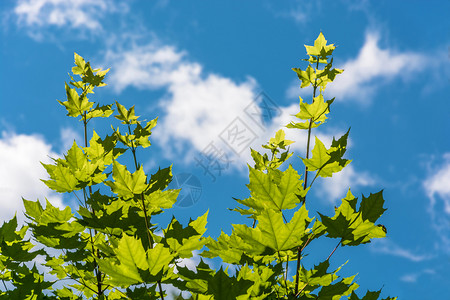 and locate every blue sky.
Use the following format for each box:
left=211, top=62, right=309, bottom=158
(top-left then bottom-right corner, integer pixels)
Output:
left=1, top=0, right=449, bottom=298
